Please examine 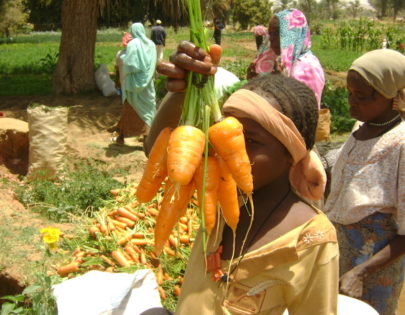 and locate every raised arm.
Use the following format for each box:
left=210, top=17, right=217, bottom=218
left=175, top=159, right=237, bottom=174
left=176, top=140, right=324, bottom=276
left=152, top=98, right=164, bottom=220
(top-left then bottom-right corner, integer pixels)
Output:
left=143, top=91, right=185, bottom=156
